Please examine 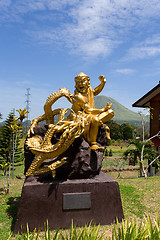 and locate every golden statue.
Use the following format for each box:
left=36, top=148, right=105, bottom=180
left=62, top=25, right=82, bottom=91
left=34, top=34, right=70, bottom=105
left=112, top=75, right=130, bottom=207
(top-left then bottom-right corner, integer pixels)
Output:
left=25, top=73, right=114, bottom=178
